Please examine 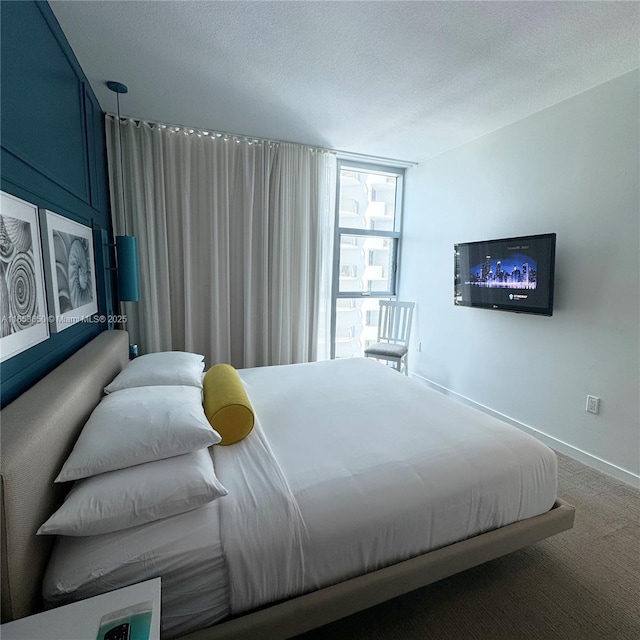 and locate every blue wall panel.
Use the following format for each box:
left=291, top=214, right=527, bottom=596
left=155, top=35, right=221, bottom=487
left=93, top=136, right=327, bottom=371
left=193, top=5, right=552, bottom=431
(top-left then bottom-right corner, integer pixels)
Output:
left=1, top=1, right=115, bottom=406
